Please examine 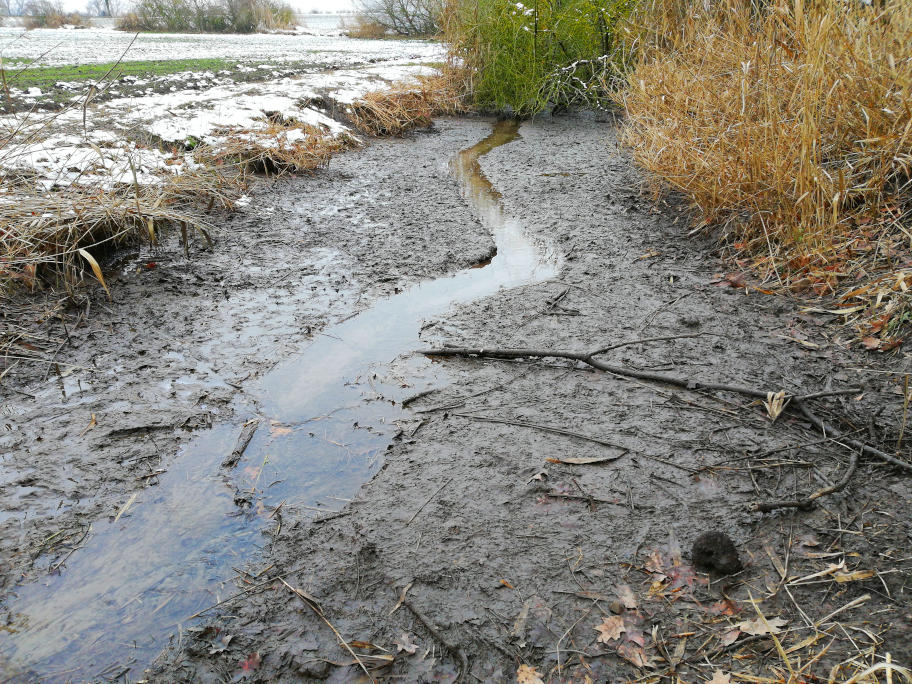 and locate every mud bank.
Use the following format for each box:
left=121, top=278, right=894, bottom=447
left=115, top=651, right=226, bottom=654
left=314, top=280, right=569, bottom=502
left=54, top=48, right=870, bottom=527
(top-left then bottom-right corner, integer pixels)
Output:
left=149, top=113, right=911, bottom=682
left=4, top=114, right=912, bottom=682
left=0, top=120, right=496, bottom=652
